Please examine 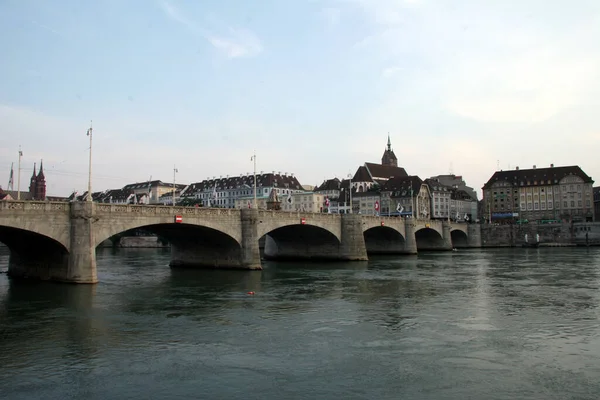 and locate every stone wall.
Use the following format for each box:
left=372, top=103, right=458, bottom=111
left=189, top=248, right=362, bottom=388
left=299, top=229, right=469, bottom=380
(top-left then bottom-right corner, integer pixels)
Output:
left=481, top=222, right=600, bottom=247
